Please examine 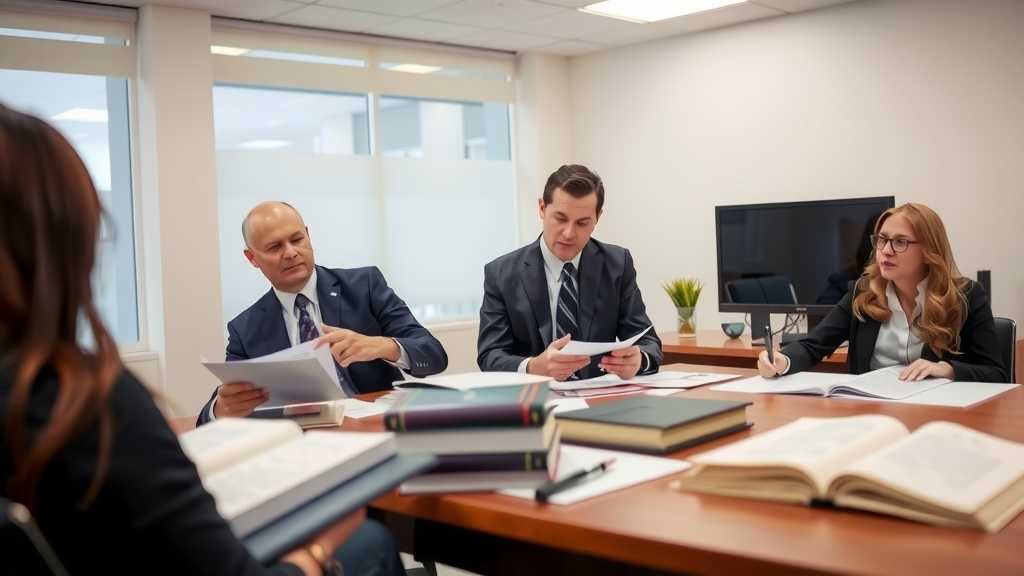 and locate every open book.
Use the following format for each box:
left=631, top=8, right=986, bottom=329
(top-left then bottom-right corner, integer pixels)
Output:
left=712, top=366, right=950, bottom=400
left=675, top=415, right=1024, bottom=532
left=179, top=418, right=395, bottom=537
